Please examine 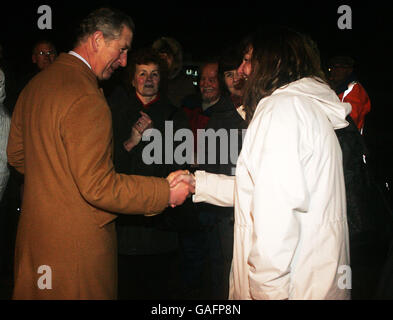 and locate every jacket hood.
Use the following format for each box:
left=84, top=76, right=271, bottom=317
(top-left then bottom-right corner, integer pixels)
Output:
left=152, top=37, right=183, bottom=80
left=272, top=77, right=351, bottom=130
